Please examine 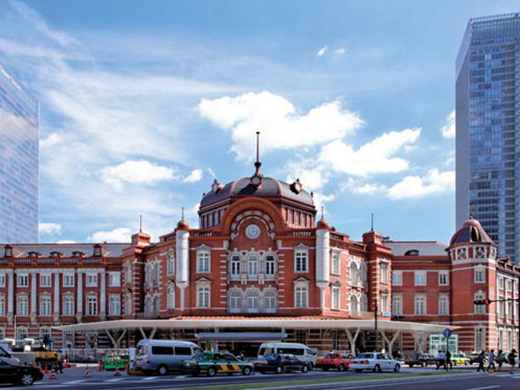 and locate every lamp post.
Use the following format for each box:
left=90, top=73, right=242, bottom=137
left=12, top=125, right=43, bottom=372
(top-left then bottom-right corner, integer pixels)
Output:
left=374, top=297, right=378, bottom=352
